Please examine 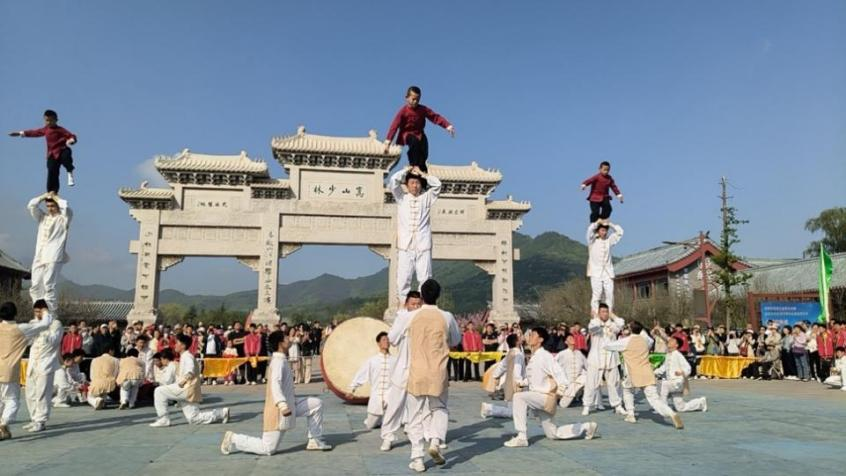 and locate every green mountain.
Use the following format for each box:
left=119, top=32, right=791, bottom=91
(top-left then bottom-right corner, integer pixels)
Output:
left=58, top=231, right=588, bottom=315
